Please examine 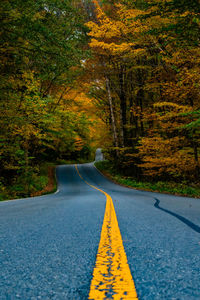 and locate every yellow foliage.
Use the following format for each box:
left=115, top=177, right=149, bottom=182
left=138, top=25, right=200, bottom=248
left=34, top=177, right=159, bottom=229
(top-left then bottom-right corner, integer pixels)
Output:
left=86, top=1, right=145, bottom=57
left=137, top=136, right=198, bottom=178
left=62, top=85, right=110, bottom=148
left=74, top=137, right=84, bottom=151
